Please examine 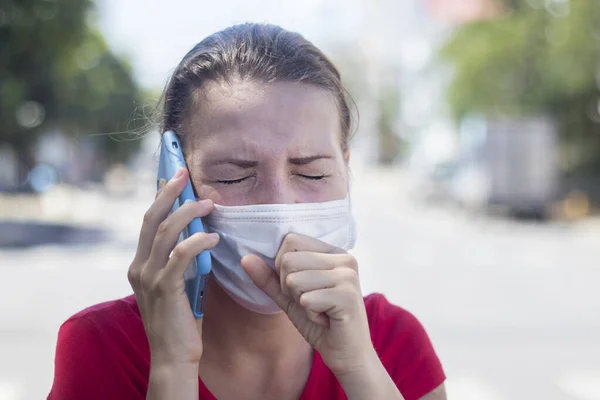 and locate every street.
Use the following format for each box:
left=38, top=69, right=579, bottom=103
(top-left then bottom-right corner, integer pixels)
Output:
left=1, top=165, right=599, bottom=400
